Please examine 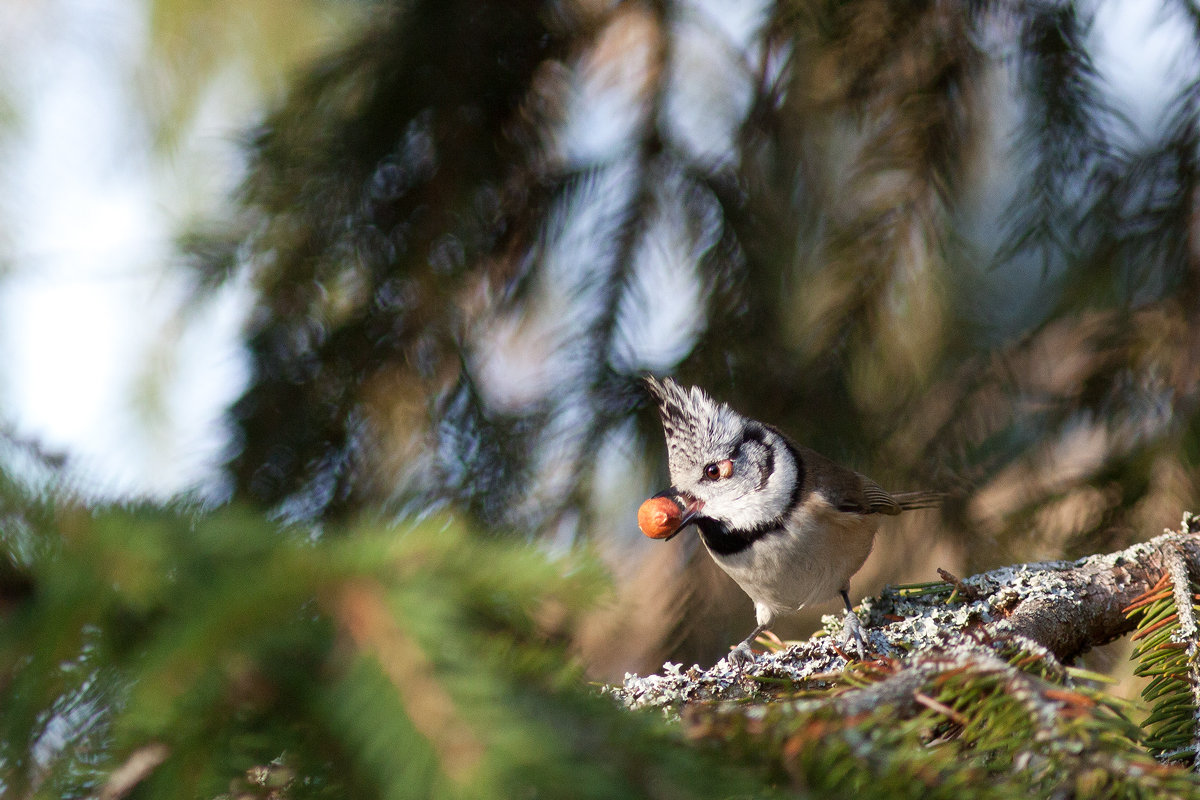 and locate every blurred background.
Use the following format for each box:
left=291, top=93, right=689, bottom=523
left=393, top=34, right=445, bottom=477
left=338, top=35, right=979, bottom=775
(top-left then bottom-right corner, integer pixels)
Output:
left=3, top=0, right=1200, bottom=681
